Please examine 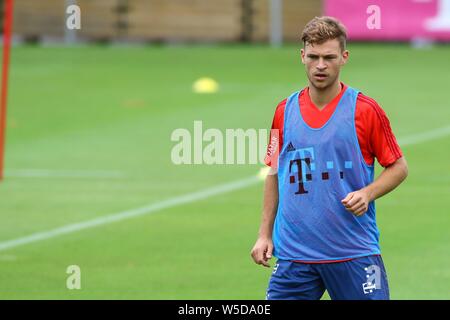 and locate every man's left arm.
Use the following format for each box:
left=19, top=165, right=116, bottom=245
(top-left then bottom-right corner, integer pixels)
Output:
left=341, top=156, right=408, bottom=216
